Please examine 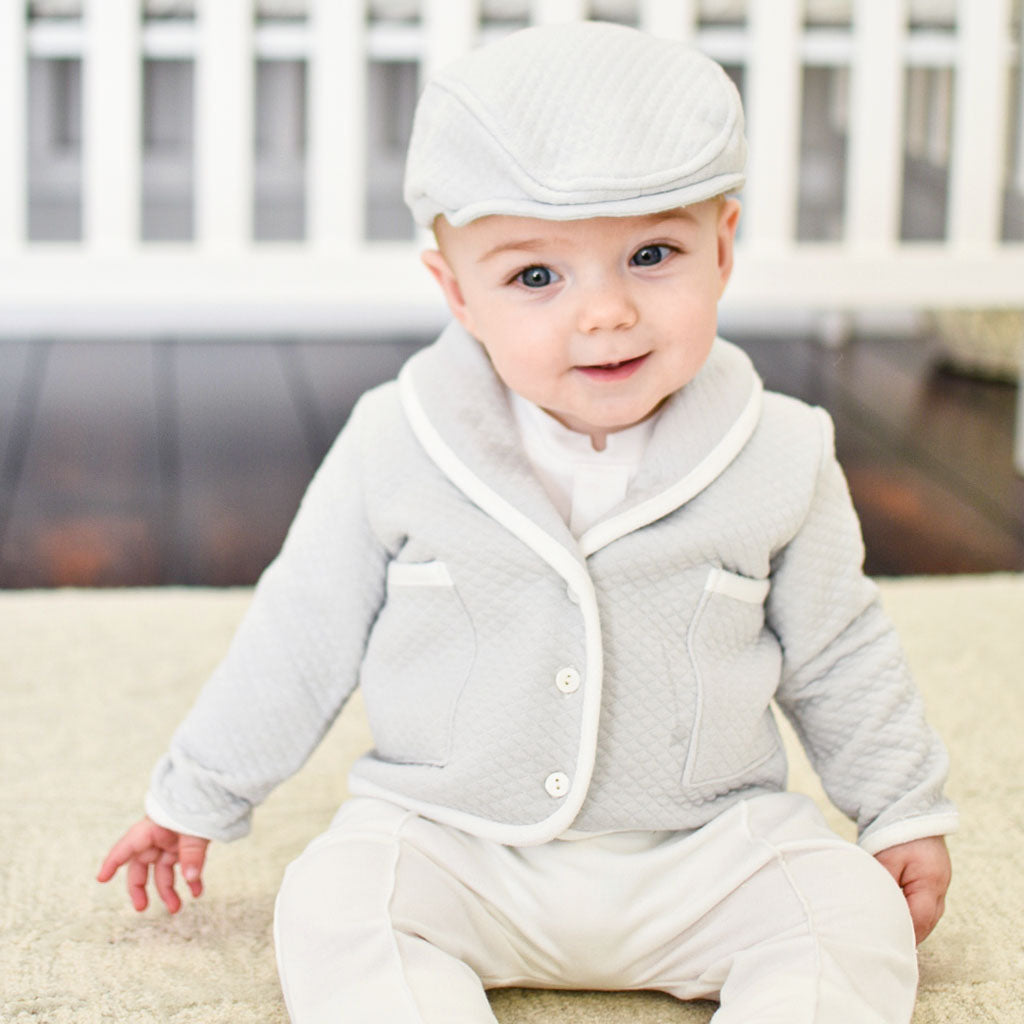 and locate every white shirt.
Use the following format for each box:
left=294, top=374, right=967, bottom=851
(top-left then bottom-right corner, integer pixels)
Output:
left=509, top=391, right=657, bottom=537
left=511, top=389, right=668, bottom=843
